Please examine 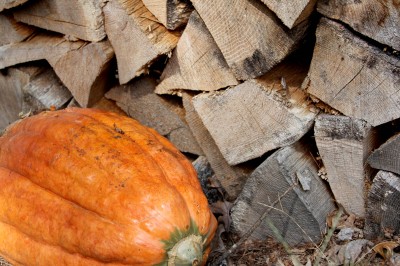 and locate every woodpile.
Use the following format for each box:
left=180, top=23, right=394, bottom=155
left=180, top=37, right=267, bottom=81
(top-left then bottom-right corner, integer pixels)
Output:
left=1, top=0, right=399, bottom=263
